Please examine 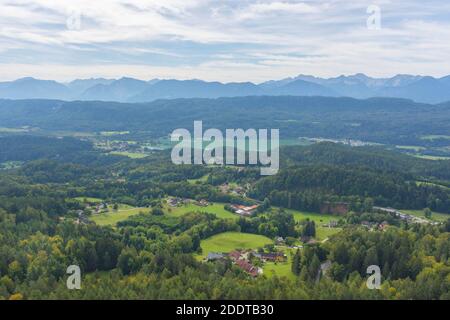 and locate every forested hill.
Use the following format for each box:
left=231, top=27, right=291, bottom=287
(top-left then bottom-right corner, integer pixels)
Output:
left=281, top=143, right=450, bottom=182
left=0, top=96, right=449, bottom=145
